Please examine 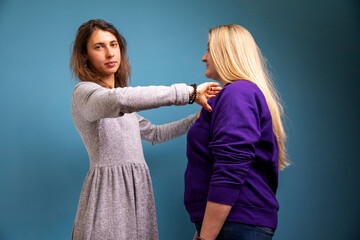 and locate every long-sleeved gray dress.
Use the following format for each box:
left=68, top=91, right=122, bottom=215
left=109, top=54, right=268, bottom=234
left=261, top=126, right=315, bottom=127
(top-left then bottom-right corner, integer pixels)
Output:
left=70, top=81, right=196, bottom=240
